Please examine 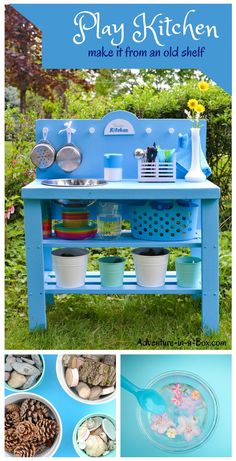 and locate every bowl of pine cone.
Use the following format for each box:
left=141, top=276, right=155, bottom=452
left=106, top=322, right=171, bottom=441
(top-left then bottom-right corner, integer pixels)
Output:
left=5, top=393, right=62, bottom=457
